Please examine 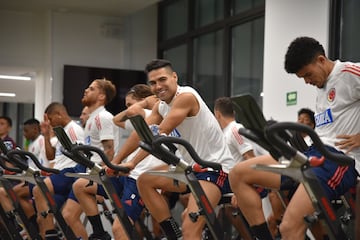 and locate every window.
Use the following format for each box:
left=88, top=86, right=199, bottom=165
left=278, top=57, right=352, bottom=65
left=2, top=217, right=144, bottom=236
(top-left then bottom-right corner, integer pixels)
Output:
left=194, top=0, right=224, bottom=28
left=340, top=0, right=360, bottom=61
left=193, top=30, right=224, bottom=107
left=161, top=0, right=188, bottom=40
left=232, top=0, right=265, bottom=15
left=163, top=44, right=188, bottom=85
left=231, top=17, right=264, bottom=104
left=158, top=0, right=265, bottom=107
